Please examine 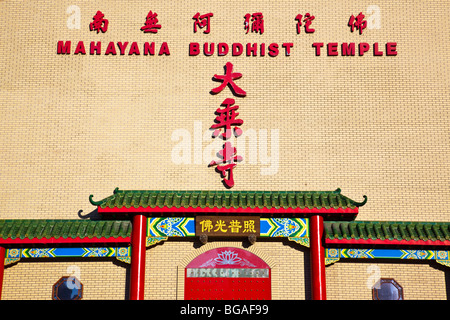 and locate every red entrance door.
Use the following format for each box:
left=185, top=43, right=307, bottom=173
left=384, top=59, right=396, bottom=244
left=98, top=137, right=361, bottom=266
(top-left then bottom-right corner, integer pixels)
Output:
left=185, top=247, right=271, bottom=300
